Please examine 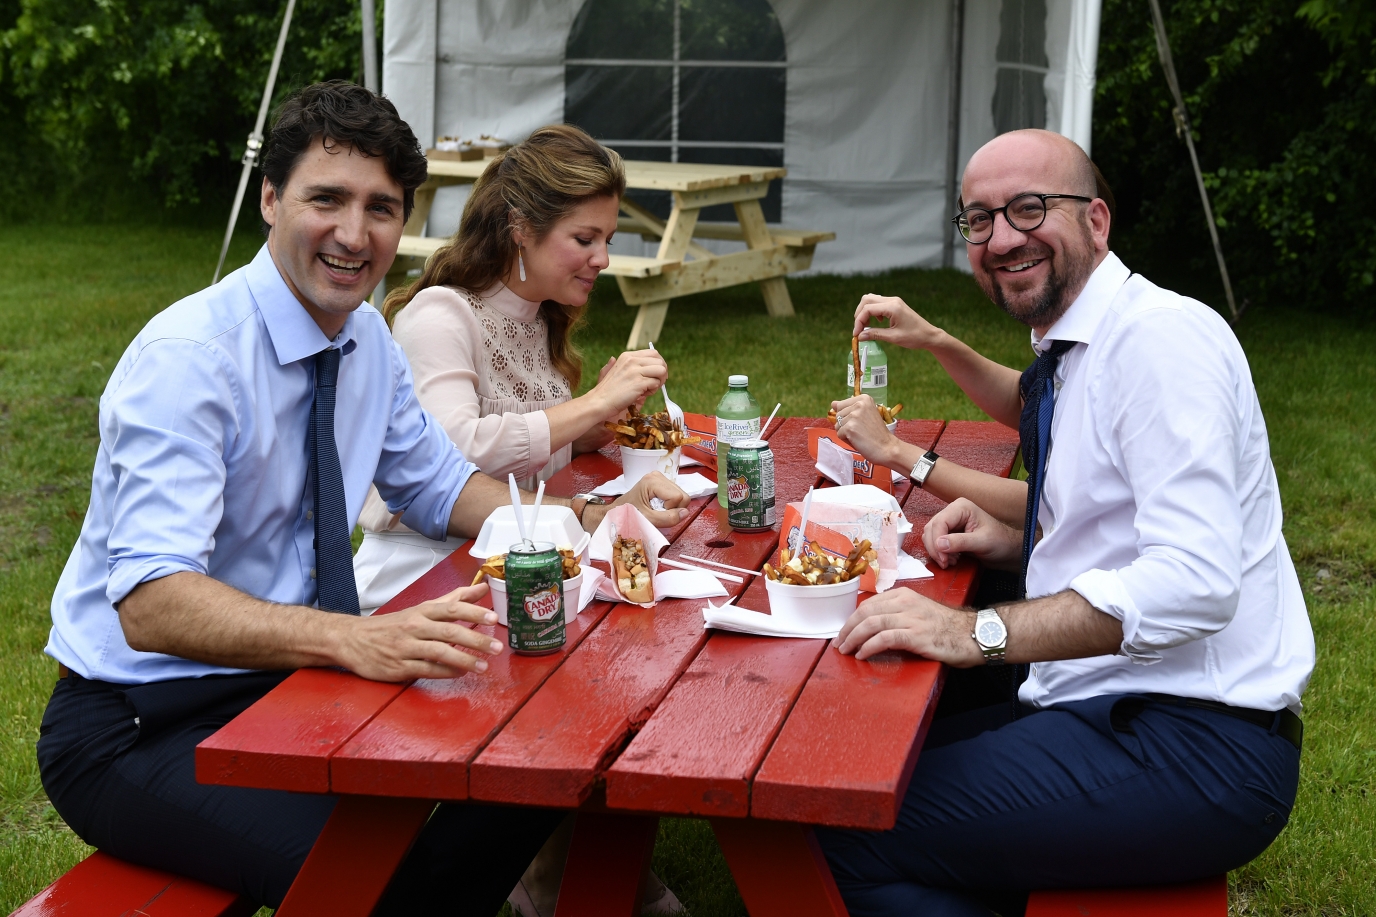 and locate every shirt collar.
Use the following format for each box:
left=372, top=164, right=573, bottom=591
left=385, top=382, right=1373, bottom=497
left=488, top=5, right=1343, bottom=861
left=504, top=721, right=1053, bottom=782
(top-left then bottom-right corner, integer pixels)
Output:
left=246, top=244, right=360, bottom=366
left=1031, top=251, right=1131, bottom=355
left=481, top=281, right=543, bottom=323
